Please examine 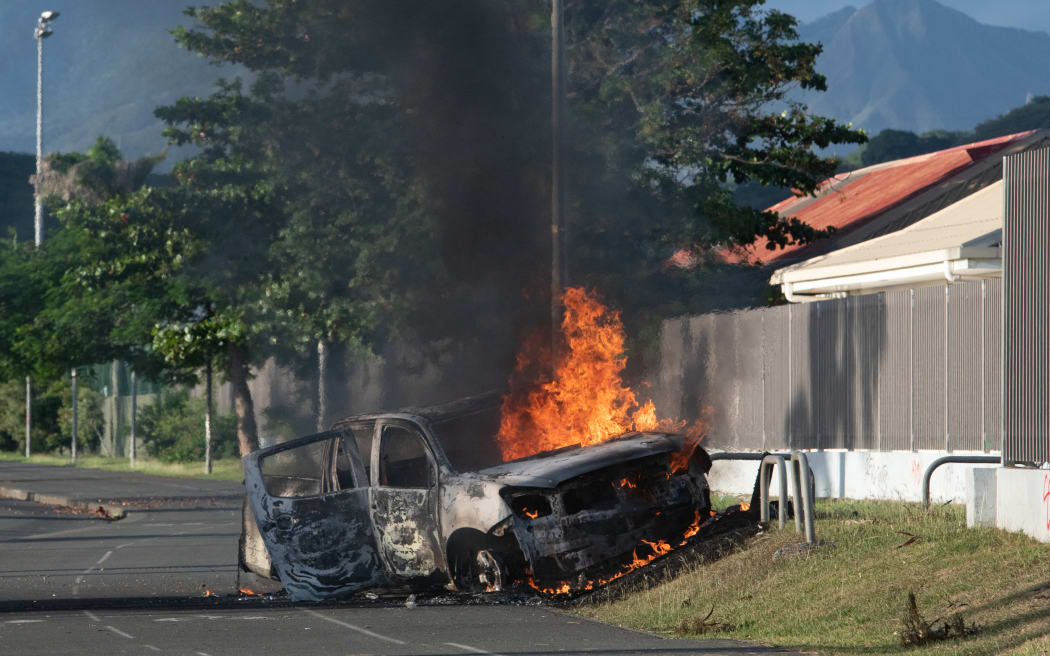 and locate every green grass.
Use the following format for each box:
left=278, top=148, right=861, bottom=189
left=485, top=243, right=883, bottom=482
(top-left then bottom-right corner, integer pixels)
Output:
left=0, top=451, right=243, bottom=481
left=579, top=497, right=1050, bottom=655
